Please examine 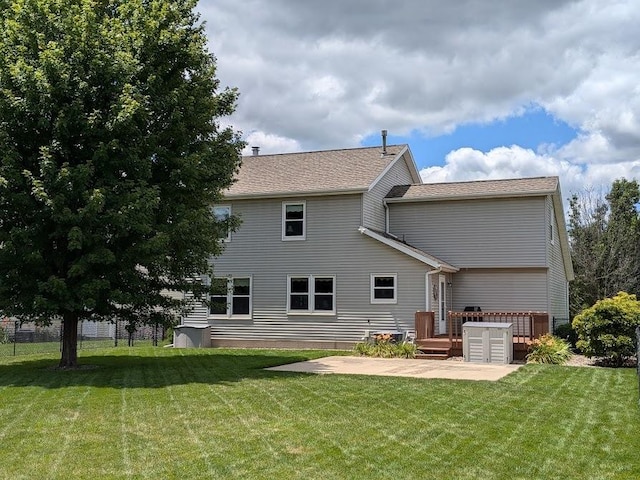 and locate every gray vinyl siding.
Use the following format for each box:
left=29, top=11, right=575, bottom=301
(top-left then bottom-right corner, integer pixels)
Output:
left=547, top=196, right=570, bottom=320
left=362, top=154, right=415, bottom=230
left=389, top=196, right=547, bottom=267
left=186, top=194, right=431, bottom=342
left=452, top=269, right=548, bottom=312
